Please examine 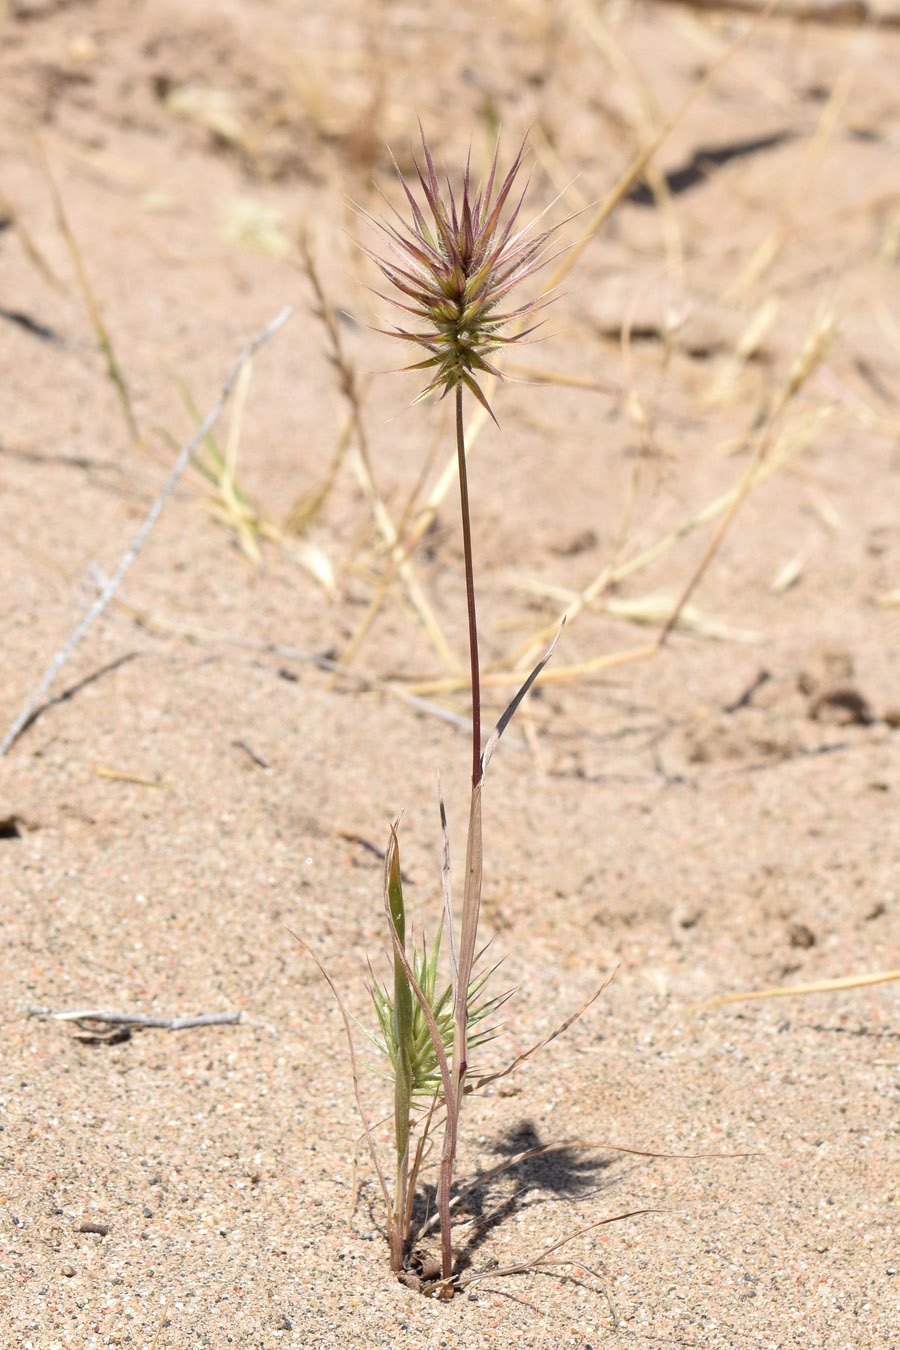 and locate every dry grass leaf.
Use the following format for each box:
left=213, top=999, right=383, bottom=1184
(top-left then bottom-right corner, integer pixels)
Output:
left=509, top=577, right=762, bottom=642
left=93, top=765, right=168, bottom=788
left=770, top=546, right=811, bottom=594
left=283, top=537, right=337, bottom=598
left=605, top=592, right=763, bottom=643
